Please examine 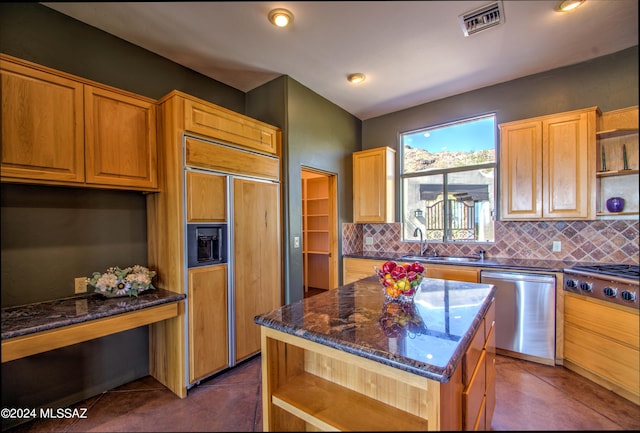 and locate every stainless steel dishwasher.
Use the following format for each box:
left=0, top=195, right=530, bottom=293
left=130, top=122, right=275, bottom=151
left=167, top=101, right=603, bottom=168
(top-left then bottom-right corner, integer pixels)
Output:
left=480, top=270, right=556, bottom=365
